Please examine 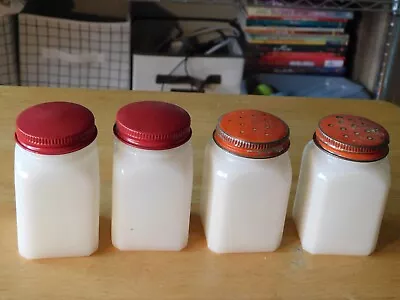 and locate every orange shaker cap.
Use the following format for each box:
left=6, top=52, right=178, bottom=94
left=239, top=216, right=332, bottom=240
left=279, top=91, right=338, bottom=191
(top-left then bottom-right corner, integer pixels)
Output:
left=213, top=109, right=290, bottom=159
left=314, top=114, right=390, bottom=162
